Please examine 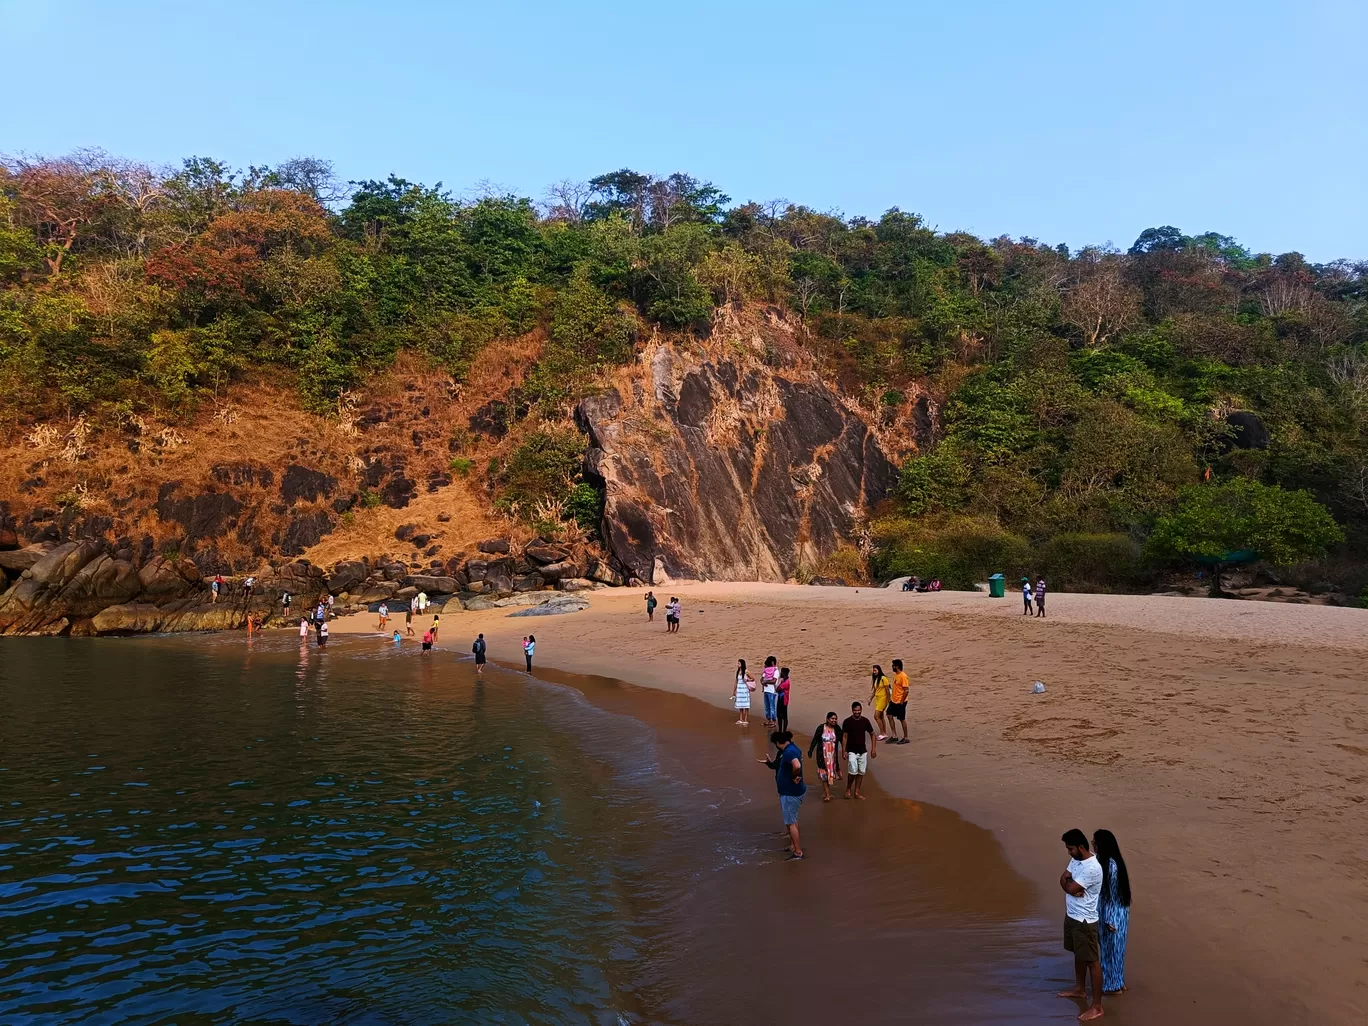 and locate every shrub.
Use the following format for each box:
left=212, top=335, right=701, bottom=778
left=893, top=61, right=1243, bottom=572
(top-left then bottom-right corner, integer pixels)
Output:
left=870, top=515, right=1029, bottom=589
left=448, top=456, right=474, bottom=476
left=1033, top=532, right=1145, bottom=591
left=498, top=427, right=587, bottom=512
left=566, top=481, right=604, bottom=533
left=816, top=545, right=868, bottom=584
